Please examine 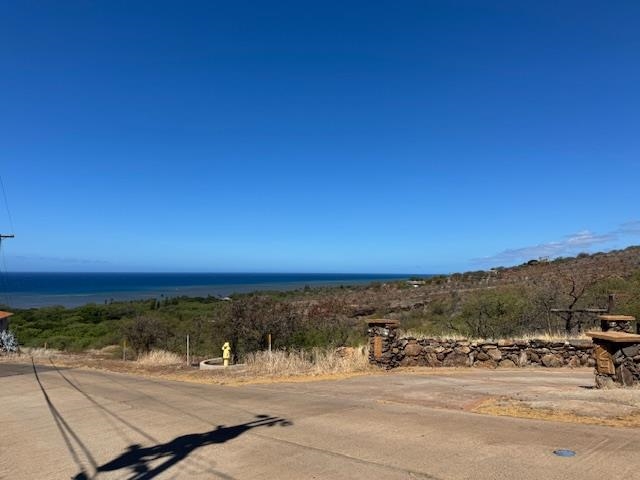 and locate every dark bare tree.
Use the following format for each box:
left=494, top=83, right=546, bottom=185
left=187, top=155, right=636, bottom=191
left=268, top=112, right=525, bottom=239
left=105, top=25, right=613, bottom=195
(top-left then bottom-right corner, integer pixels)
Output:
left=549, top=268, right=609, bottom=335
